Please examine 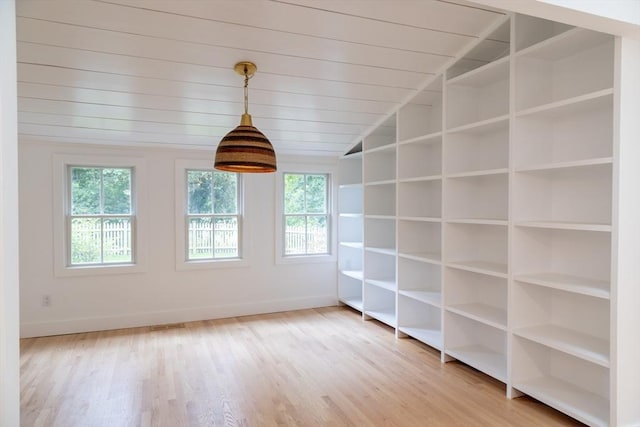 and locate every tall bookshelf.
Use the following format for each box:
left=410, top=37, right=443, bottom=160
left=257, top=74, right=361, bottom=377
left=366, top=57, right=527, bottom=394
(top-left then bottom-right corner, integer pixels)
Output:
left=396, top=77, right=444, bottom=352
left=362, top=115, right=397, bottom=327
left=335, top=12, right=635, bottom=427
left=337, top=149, right=364, bottom=311
left=442, top=20, right=511, bottom=382
left=510, top=16, right=615, bottom=427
